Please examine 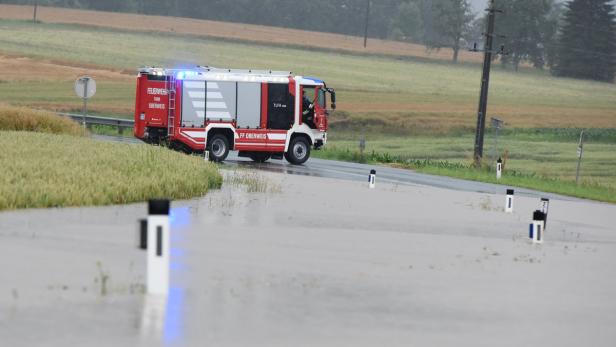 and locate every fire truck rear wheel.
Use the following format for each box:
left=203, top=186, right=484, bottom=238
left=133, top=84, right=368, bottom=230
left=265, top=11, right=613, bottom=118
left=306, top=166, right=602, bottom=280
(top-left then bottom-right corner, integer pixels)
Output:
left=249, top=152, right=271, bottom=163
left=285, top=137, right=310, bottom=165
left=208, top=134, right=230, bottom=162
